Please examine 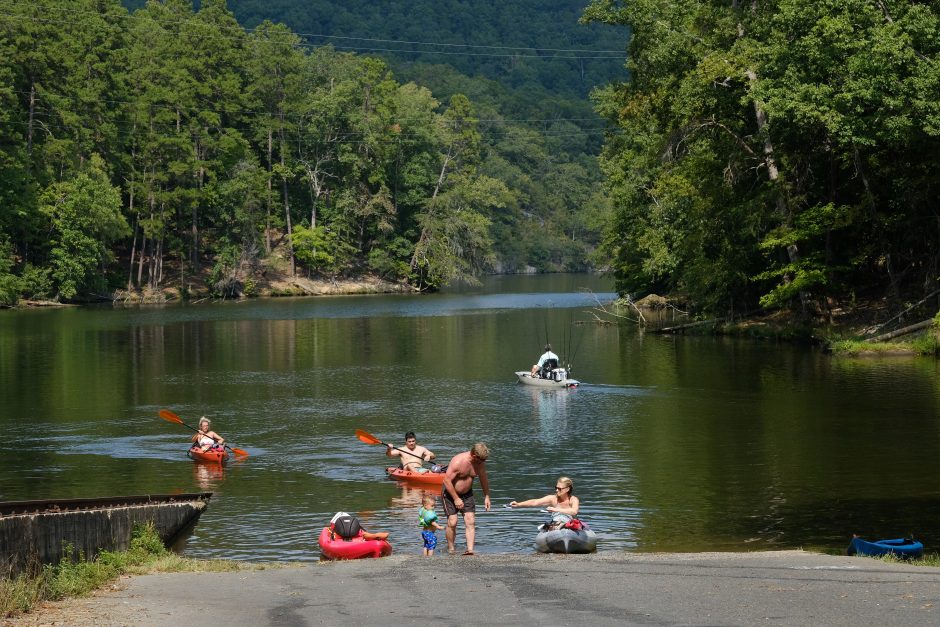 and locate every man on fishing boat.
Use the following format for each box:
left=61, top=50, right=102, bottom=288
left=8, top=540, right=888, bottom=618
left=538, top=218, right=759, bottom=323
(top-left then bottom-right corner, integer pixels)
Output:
left=442, top=442, right=491, bottom=555
left=530, top=344, right=559, bottom=378
left=386, top=431, right=436, bottom=472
